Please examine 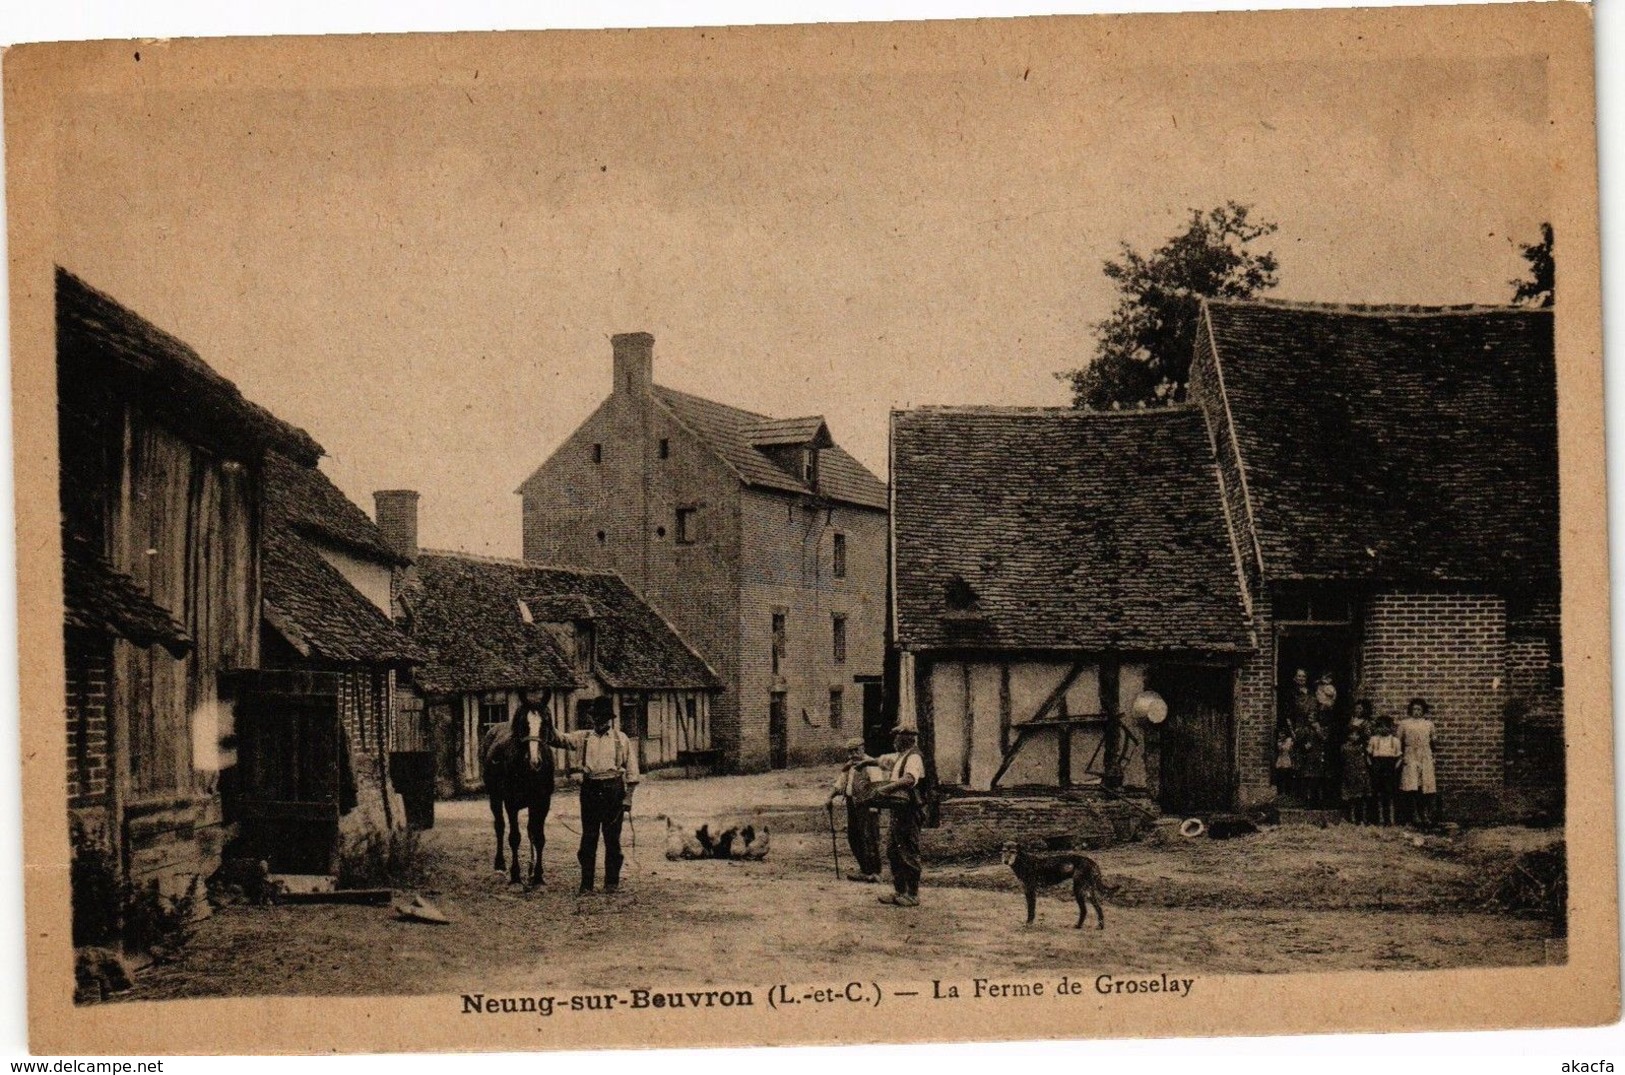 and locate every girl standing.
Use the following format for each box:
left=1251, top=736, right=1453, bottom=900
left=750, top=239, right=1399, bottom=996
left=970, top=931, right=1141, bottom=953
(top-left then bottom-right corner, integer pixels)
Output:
left=1397, top=698, right=1439, bottom=826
